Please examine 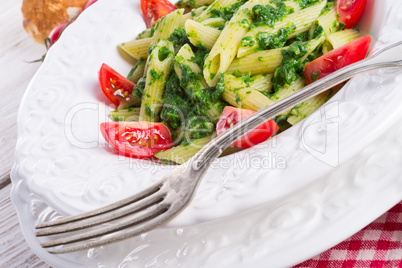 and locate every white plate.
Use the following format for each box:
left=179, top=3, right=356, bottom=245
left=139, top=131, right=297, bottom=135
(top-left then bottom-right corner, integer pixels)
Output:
left=11, top=0, right=402, bottom=266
